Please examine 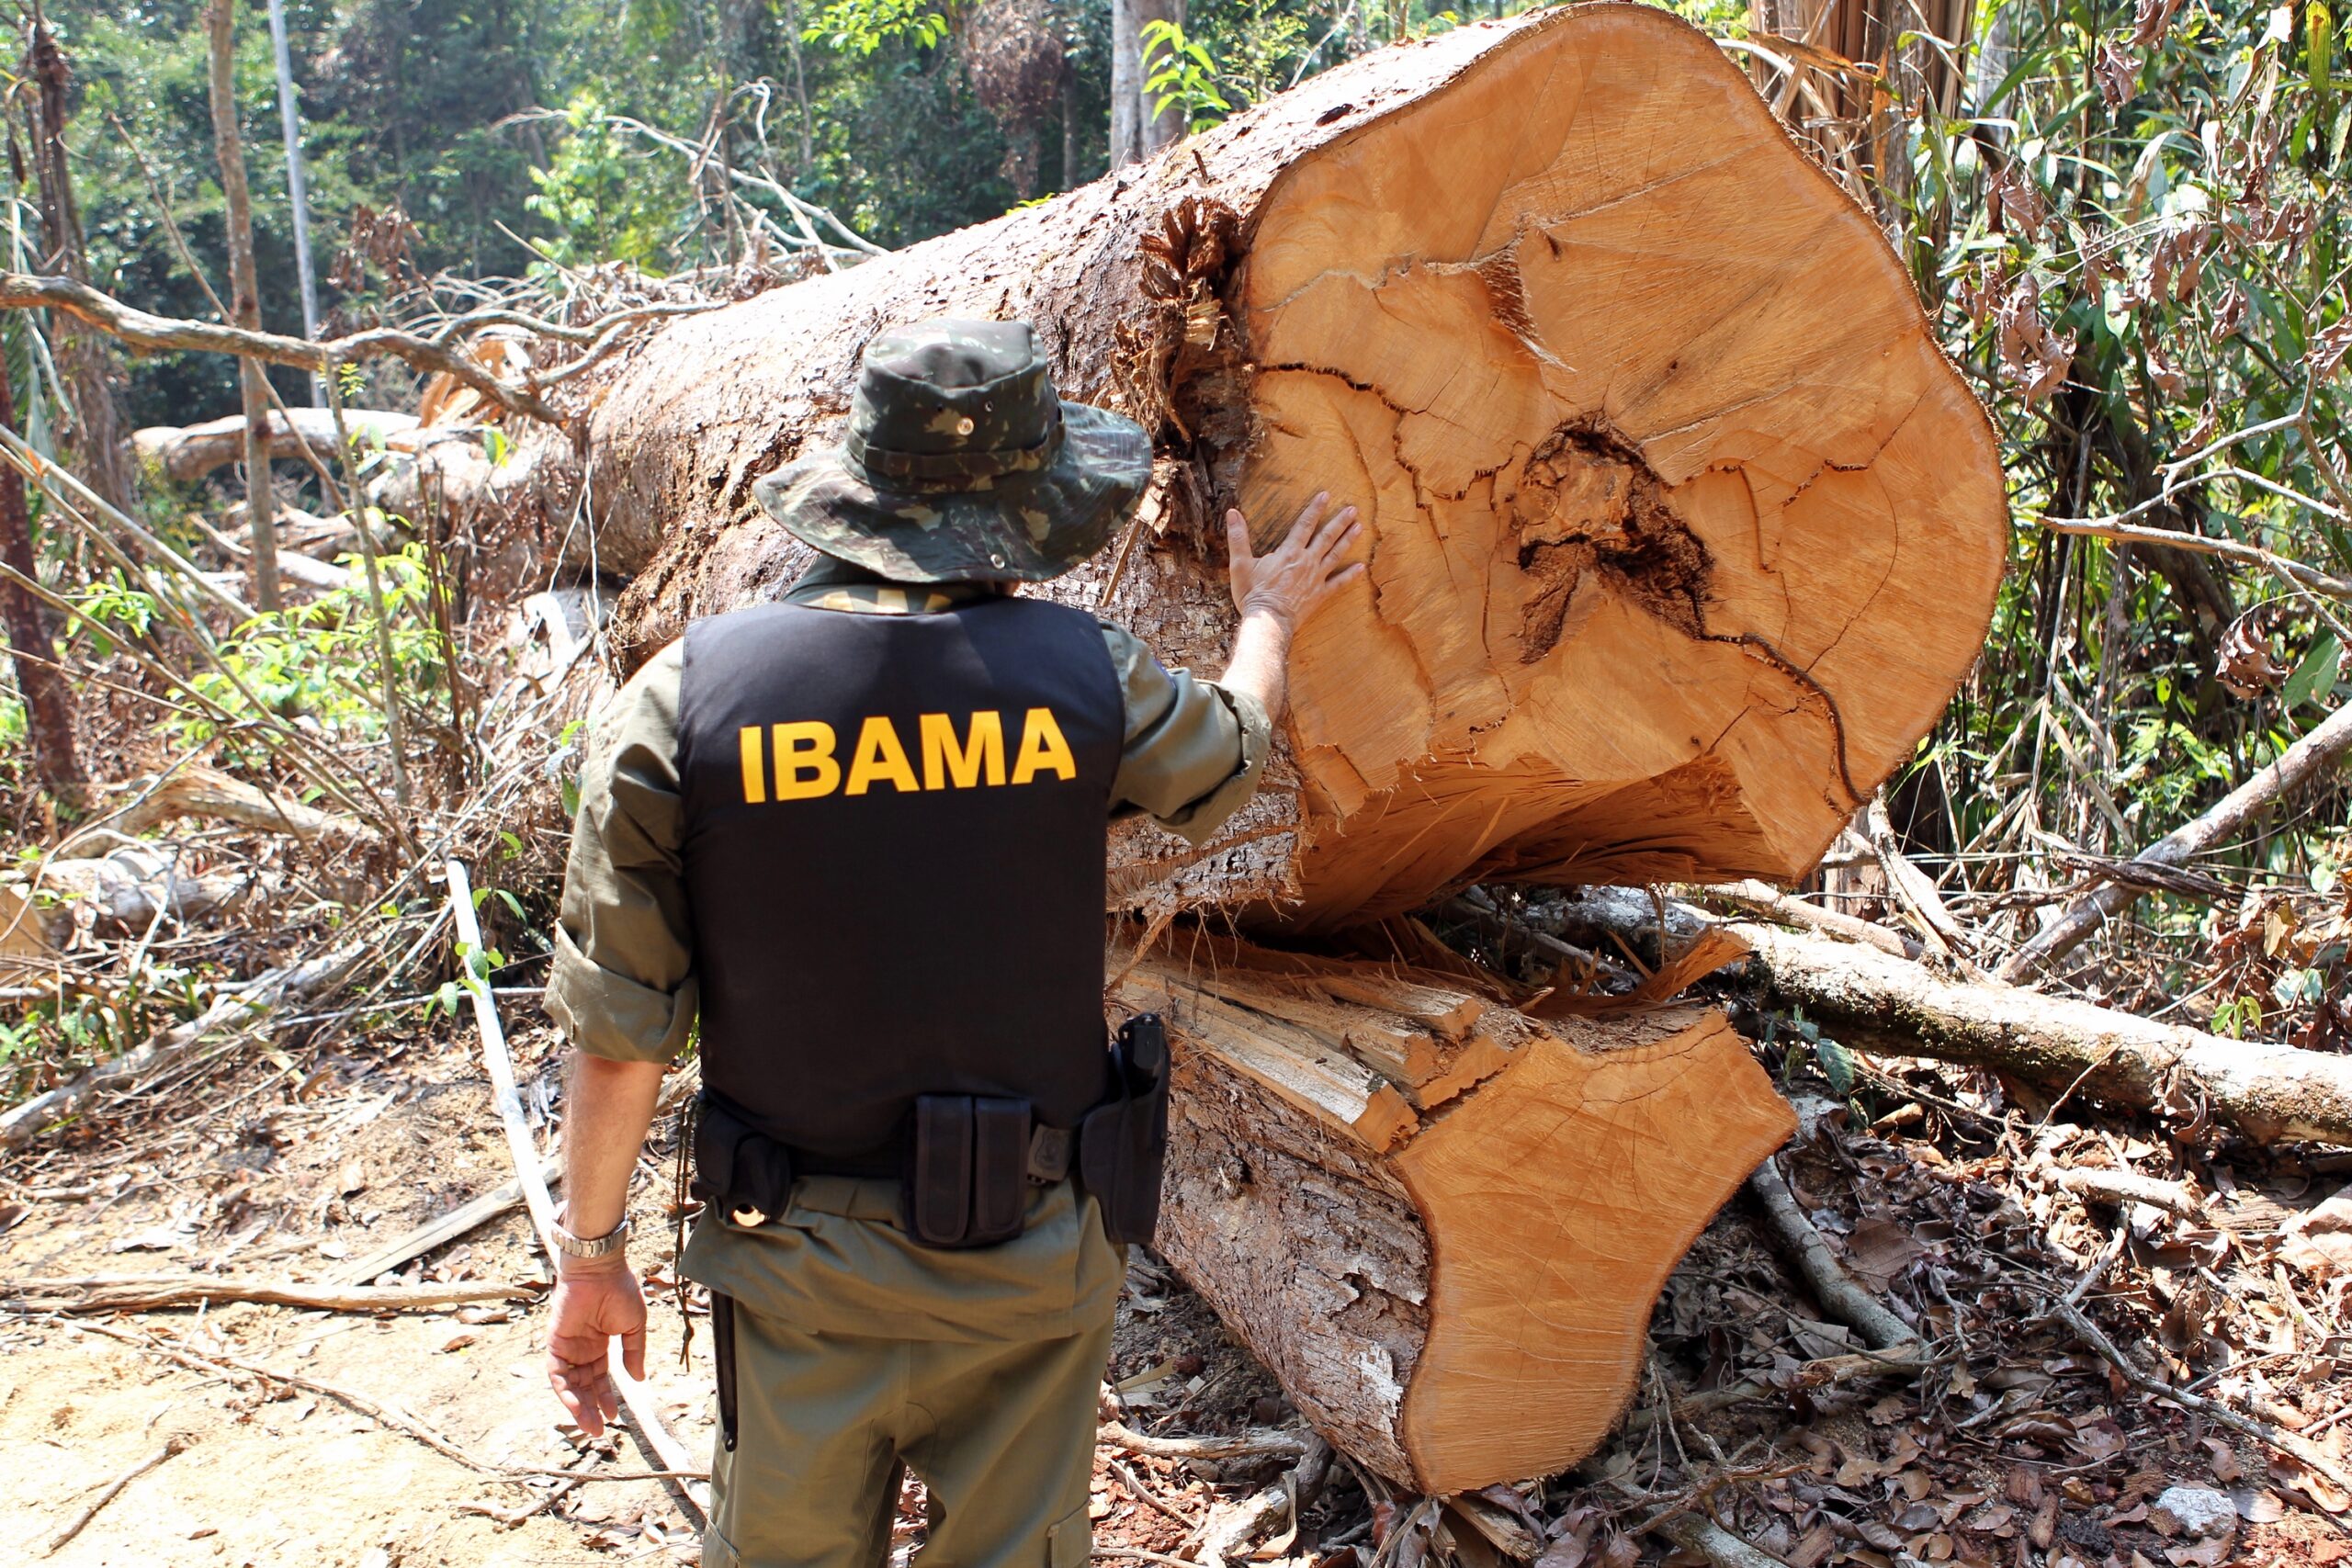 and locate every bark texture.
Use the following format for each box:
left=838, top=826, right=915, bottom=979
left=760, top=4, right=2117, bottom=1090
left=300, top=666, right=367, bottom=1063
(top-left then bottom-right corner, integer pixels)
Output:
left=1116, top=929, right=1794, bottom=1492
left=0, top=368, right=85, bottom=807
left=580, top=4, right=2007, bottom=934
left=205, top=0, right=283, bottom=611
left=1556, top=887, right=2352, bottom=1146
